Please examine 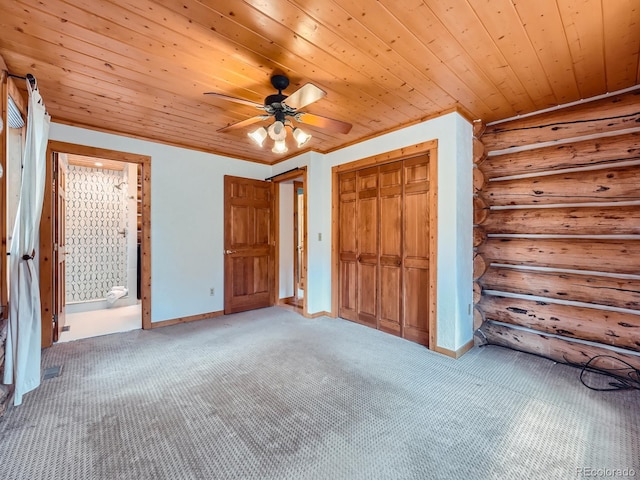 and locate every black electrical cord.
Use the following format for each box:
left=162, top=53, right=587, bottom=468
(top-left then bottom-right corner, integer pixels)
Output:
left=573, top=355, right=640, bottom=392
left=479, top=342, right=640, bottom=392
